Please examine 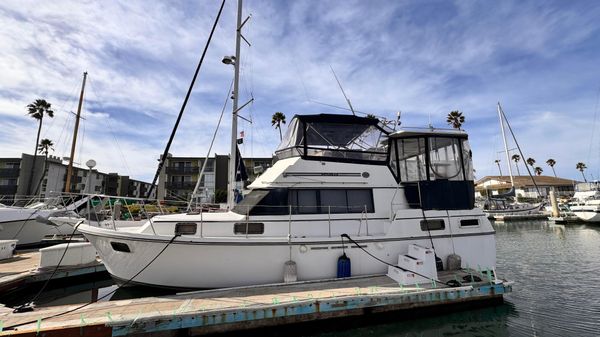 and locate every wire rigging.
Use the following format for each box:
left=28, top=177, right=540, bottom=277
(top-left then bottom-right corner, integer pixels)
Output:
left=146, top=0, right=226, bottom=199
left=86, top=77, right=132, bottom=177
